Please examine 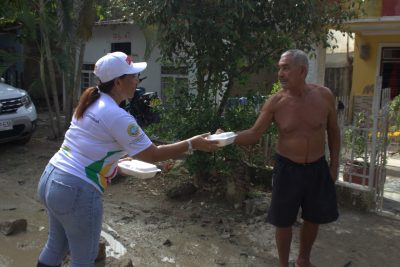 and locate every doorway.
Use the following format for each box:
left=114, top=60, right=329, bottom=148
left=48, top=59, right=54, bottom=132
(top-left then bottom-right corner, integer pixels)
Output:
left=380, top=47, right=400, bottom=100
